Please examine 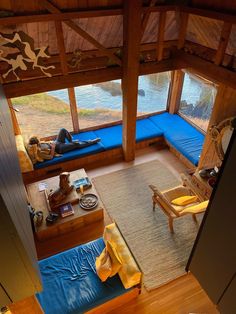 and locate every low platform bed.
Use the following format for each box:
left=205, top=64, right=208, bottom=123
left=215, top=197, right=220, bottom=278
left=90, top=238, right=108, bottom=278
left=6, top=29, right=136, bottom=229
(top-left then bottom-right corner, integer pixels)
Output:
left=36, top=224, right=142, bottom=314
left=19, top=112, right=205, bottom=183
